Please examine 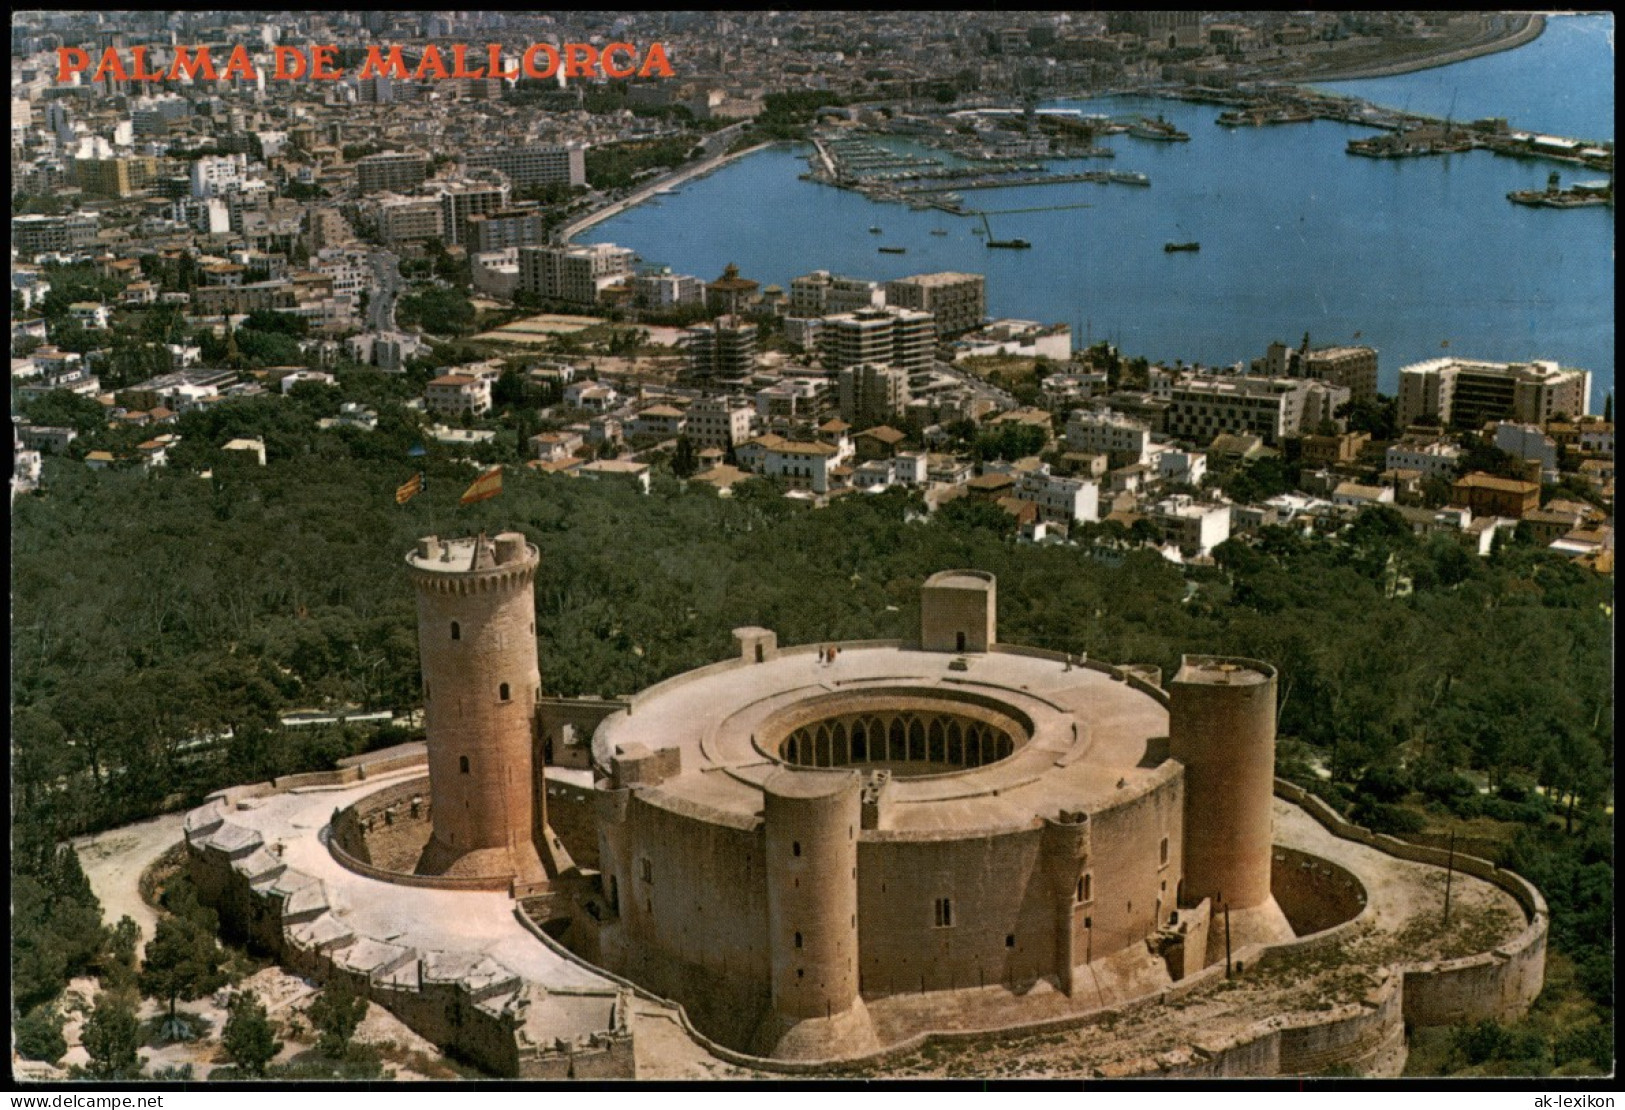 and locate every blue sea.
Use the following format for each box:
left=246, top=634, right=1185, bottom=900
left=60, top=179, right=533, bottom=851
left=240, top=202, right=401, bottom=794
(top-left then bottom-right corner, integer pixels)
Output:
left=594, top=14, right=1614, bottom=410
